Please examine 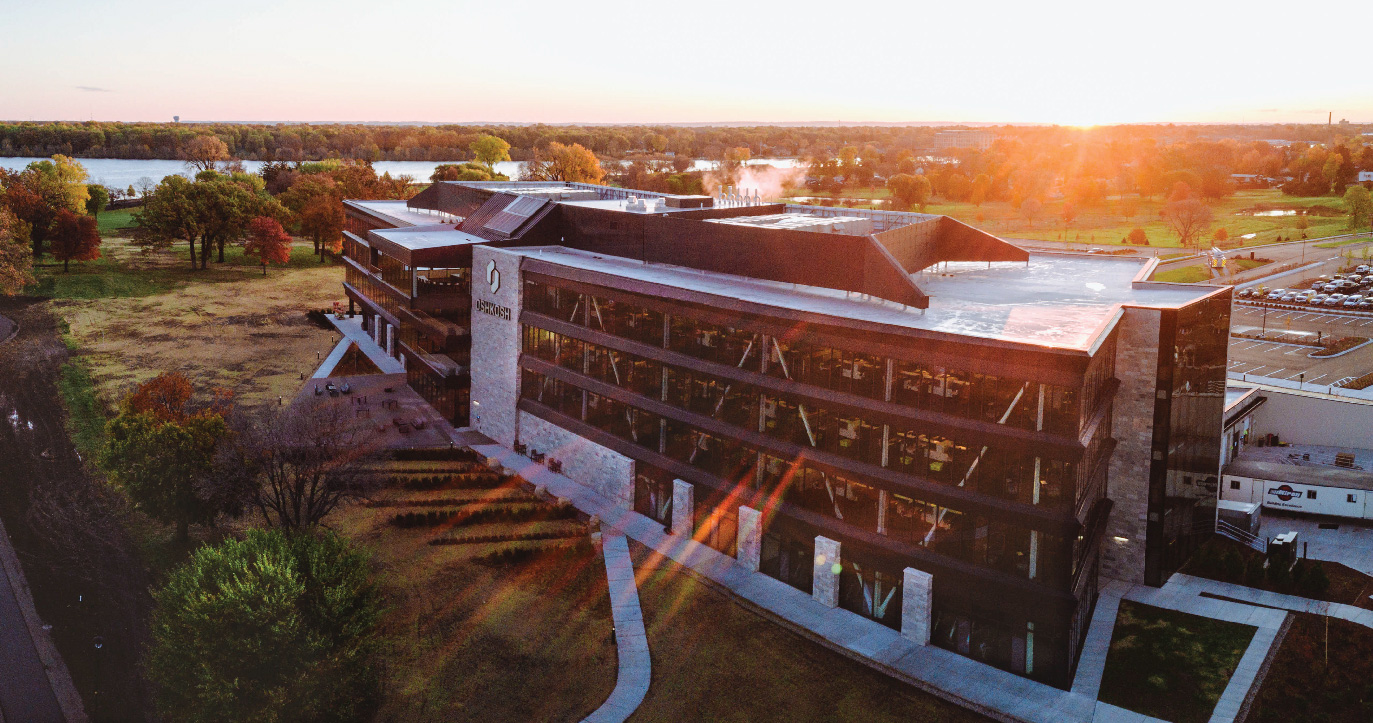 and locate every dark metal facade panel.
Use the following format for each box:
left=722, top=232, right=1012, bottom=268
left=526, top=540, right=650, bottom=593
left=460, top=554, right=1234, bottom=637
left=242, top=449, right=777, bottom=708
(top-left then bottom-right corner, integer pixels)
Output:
left=876, top=215, right=1028, bottom=274
left=407, top=182, right=495, bottom=218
